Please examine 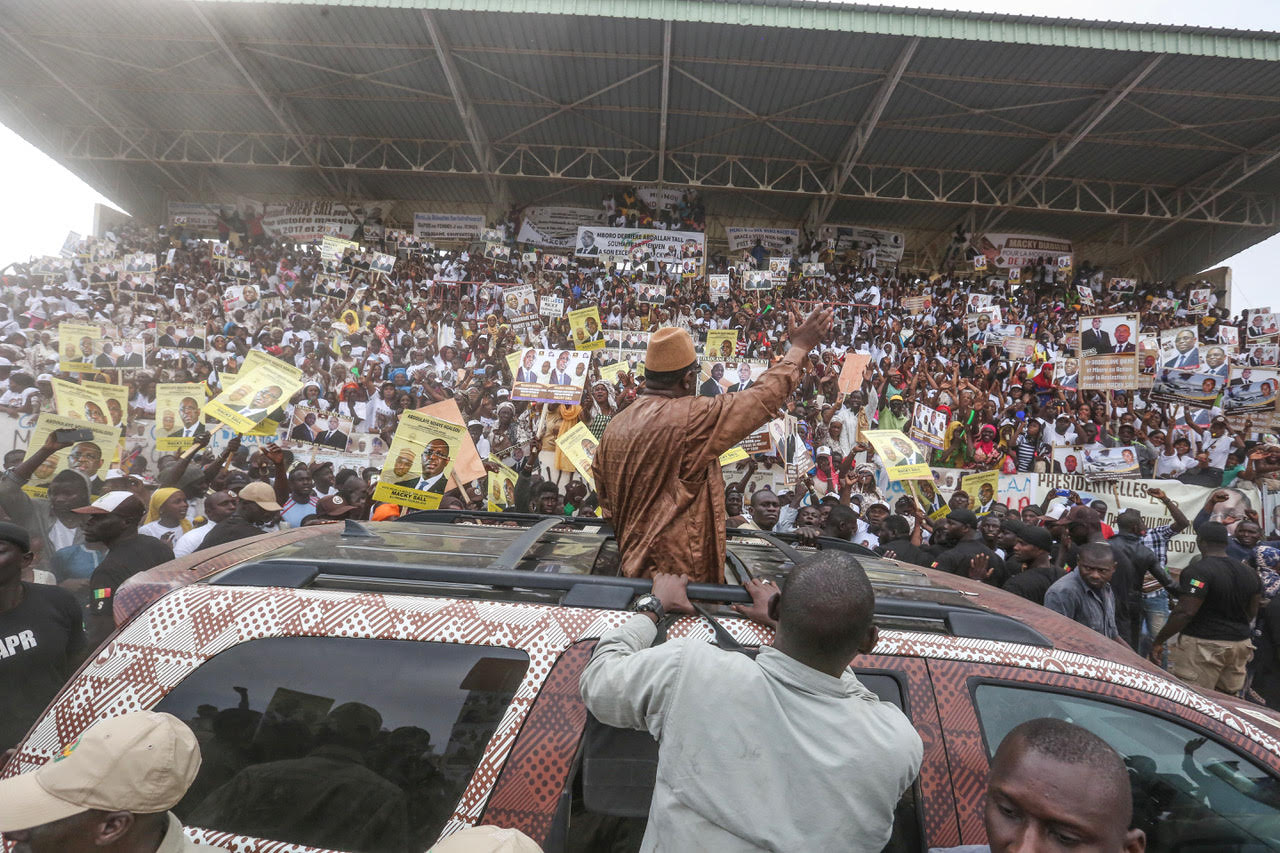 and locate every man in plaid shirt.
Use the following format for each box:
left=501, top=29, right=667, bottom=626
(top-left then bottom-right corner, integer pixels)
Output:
left=1137, top=487, right=1190, bottom=661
